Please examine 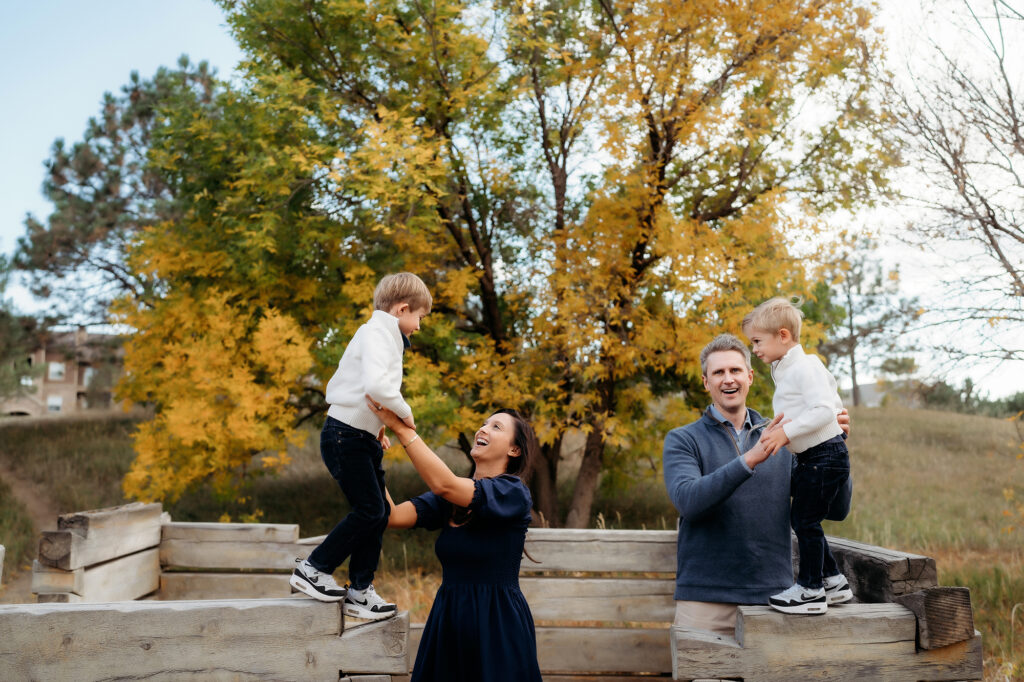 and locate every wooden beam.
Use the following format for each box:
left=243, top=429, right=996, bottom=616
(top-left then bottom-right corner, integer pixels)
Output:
left=522, top=529, right=676, bottom=573
left=0, top=600, right=409, bottom=680
left=37, top=502, right=163, bottom=570
left=161, top=521, right=299, bottom=543
left=895, top=587, right=975, bottom=650
left=160, top=538, right=311, bottom=571
left=672, top=604, right=982, bottom=681
left=78, top=548, right=160, bottom=602
left=537, top=626, right=672, bottom=675
left=521, top=576, right=675, bottom=623
left=31, top=560, right=84, bottom=595
left=824, top=536, right=938, bottom=602
left=411, top=622, right=672, bottom=676
left=159, top=572, right=293, bottom=600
